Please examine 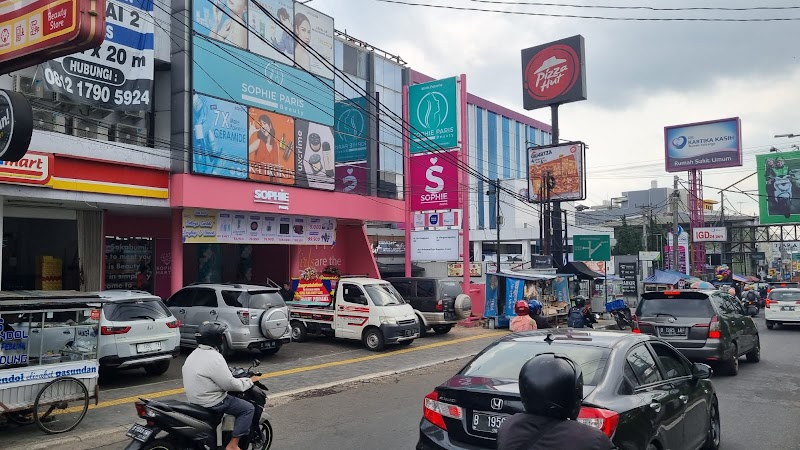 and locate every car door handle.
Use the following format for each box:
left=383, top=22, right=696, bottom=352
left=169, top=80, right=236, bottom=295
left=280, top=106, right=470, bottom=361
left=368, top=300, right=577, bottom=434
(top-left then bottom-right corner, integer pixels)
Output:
left=650, top=402, right=662, bottom=412
left=210, top=310, right=217, bottom=315
left=179, top=309, right=185, bottom=314
left=63, top=330, right=72, bottom=334
left=679, top=395, right=689, bottom=404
